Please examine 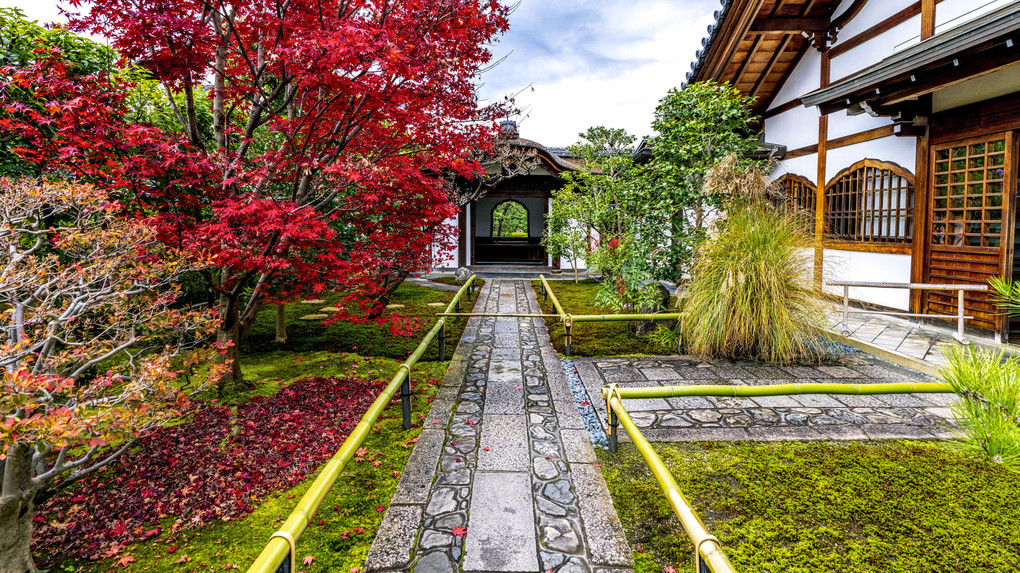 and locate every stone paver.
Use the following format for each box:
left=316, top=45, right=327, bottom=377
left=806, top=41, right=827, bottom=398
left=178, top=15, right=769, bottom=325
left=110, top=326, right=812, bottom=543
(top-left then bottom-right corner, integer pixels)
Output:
left=575, top=354, right=959, bottom=442
left=365, top=280, right=634, bottom=572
